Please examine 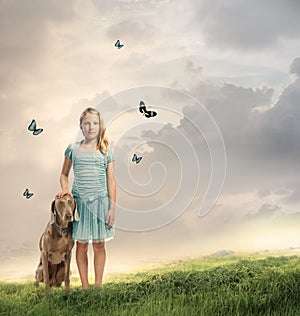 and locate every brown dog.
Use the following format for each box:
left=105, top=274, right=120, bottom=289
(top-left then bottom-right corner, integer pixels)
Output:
left=35, top=194, right=79, bottom=293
